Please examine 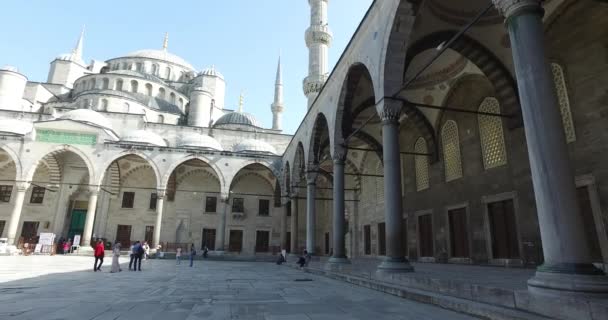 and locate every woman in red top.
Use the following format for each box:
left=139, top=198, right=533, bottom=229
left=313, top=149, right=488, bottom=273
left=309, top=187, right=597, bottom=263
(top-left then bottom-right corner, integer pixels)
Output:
left=94, top=240, right=105, bottom=272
